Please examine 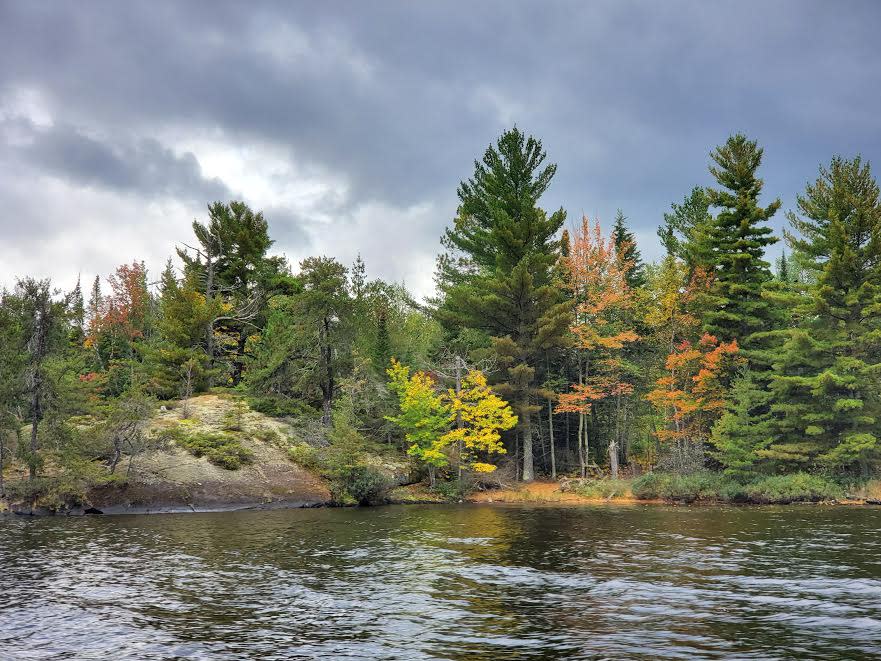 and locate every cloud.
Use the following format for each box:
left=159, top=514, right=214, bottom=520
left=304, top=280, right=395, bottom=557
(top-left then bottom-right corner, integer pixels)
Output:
left=1, top=0, right=880, bottom=297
